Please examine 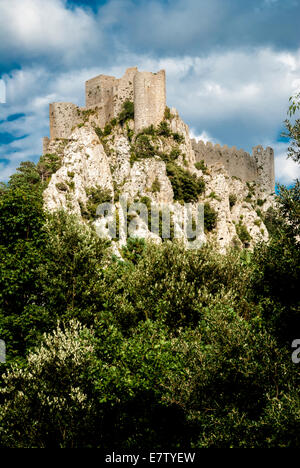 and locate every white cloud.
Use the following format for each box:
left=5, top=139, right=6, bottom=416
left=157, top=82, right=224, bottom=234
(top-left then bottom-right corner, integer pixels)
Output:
left=273, top=142, right=300, bottom=186
left=0, top=79, right=6, bottom=103
left=0, top=0, right=101, bottom=67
